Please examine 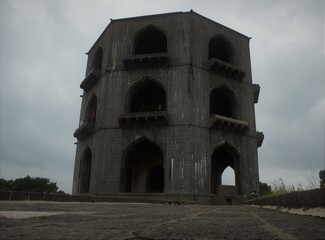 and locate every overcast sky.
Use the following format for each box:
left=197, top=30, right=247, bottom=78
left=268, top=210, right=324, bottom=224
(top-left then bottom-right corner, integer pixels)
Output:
left=0, top=0, right=324, bottom=193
